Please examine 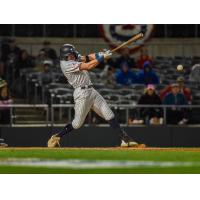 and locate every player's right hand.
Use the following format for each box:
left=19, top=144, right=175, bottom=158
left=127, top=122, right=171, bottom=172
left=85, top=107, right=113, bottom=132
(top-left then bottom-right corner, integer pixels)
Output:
left=103, top=50, right=112, bottom=60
